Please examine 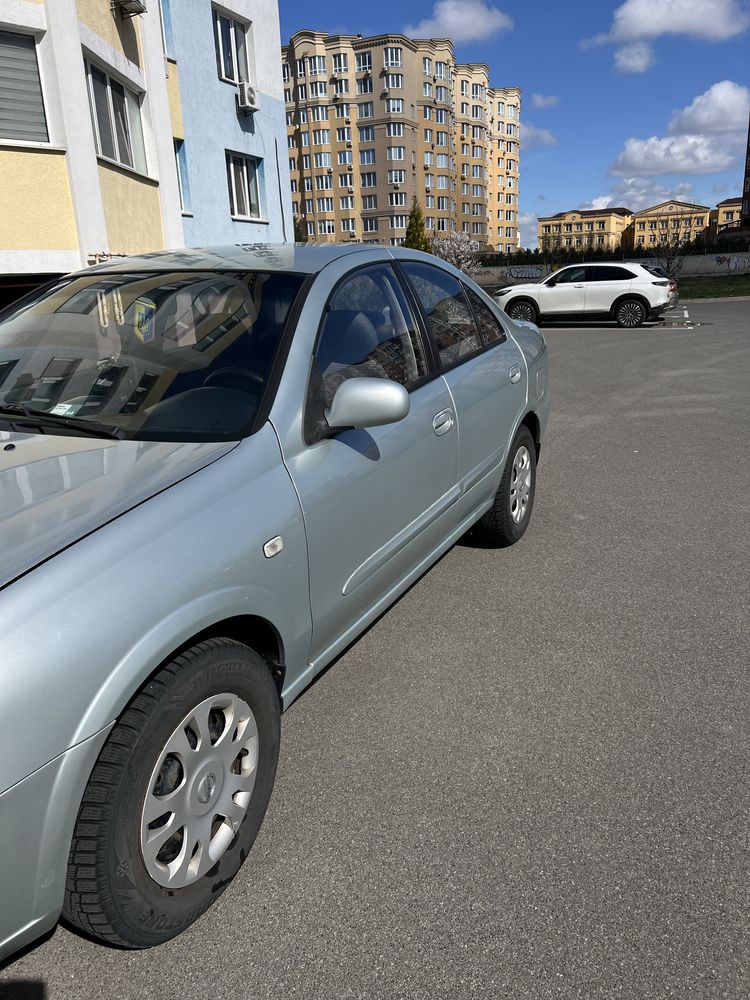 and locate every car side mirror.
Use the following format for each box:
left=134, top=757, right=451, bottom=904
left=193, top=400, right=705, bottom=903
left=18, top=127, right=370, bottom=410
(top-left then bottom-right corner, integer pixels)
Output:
left=326, top=377, right=410, bottom=431
left=546, top=278, right=557, bottom=287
